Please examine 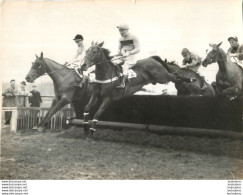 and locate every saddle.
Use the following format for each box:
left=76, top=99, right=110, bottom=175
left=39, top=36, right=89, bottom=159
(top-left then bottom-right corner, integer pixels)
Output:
left=113, top=63, right=137, bottom=80
left=73, top=69, right=95, bottom=87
